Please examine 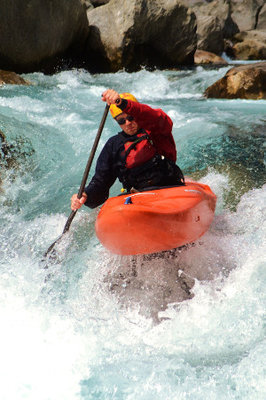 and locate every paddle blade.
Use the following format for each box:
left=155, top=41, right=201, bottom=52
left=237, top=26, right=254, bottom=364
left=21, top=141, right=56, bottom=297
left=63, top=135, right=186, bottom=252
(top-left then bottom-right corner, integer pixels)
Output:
left=42, top=234, right=64, bottom=267
left=42, top=210, right=77, bottom=266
